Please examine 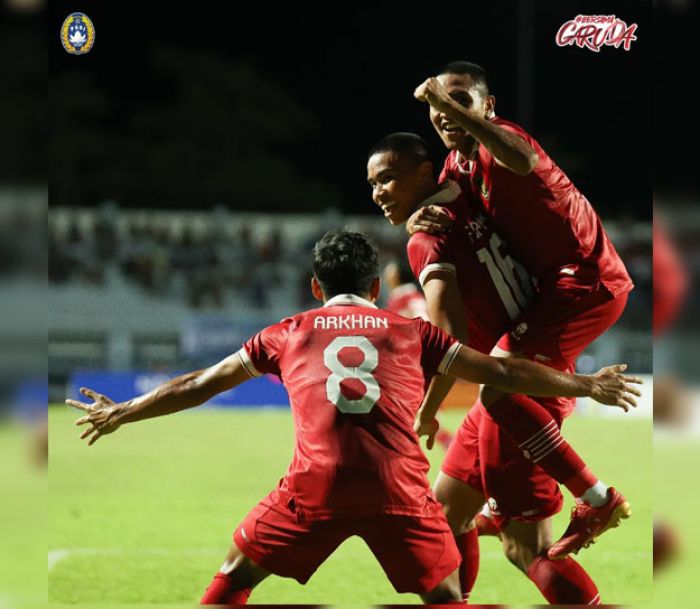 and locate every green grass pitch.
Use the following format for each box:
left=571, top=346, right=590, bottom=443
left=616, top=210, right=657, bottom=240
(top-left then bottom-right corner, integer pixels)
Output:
left=49, top=405, right=652, bottom=605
